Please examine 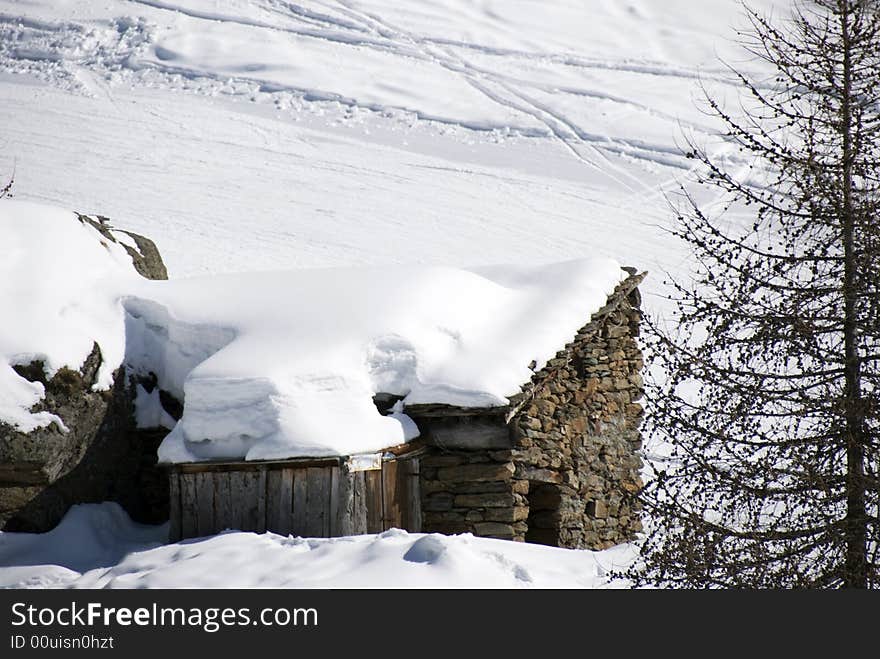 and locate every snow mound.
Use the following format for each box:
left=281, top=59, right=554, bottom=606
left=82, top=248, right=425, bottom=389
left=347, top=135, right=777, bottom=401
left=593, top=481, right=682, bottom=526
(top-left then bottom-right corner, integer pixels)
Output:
left=0, top=502, right=167, bottom=587
left=0, top=201, right=142, bottom=431
left=126, top=260, right=625, bottom=462
left=0, top=503, right=634, bottom=588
